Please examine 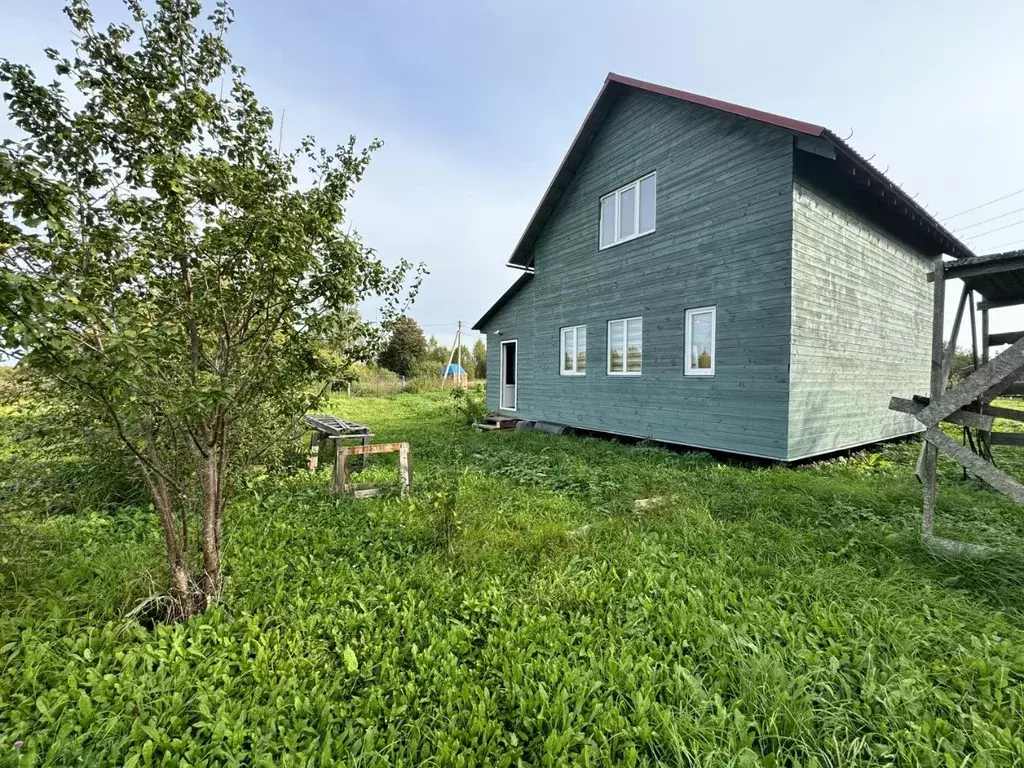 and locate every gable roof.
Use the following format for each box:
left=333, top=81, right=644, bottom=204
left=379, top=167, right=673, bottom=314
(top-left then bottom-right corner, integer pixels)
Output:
left=505, top=72, right=973, bottom=269
left=471, top=271, right=532, bottom=331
